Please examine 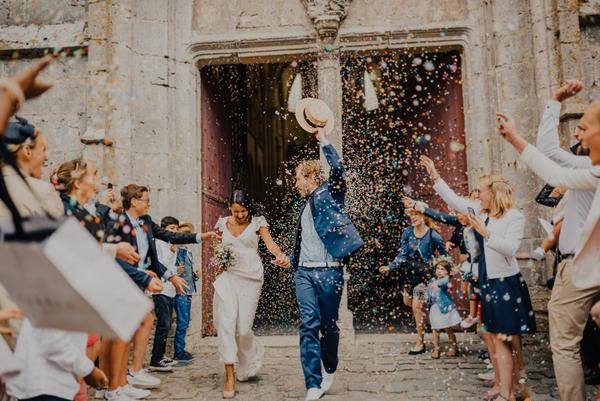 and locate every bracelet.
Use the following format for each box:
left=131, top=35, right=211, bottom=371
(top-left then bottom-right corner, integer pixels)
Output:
left=0, top=79, right=25, bottom=112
